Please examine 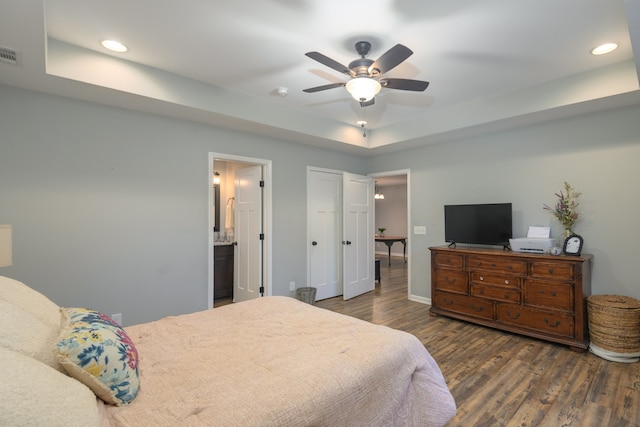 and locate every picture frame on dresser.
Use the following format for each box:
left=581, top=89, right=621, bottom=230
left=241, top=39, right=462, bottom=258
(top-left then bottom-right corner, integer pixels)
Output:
left=429, top=246, right=592, bottom=352
left=562, top=234, right=584, bottom=256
